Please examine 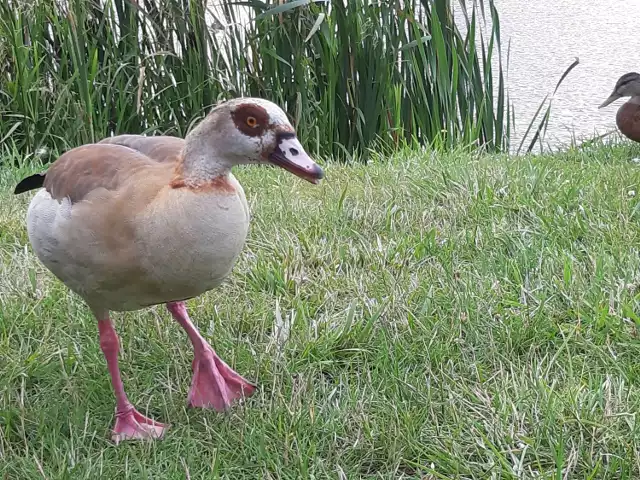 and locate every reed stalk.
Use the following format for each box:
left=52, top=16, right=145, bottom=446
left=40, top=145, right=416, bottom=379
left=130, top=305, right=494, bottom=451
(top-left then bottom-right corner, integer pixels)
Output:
left=0, top=0, right=515, bottom=161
